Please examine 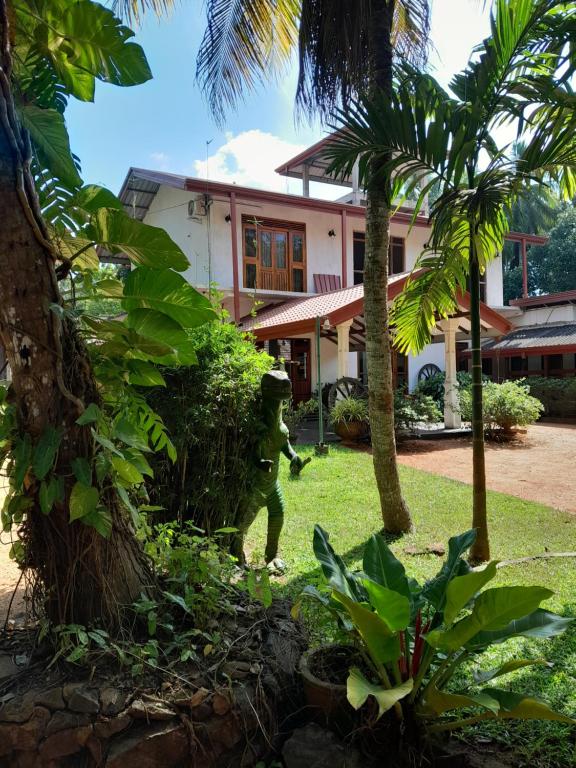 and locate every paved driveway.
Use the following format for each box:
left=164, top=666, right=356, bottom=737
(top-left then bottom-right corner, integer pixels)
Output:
left=398, top=422, right=576, bottom=513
